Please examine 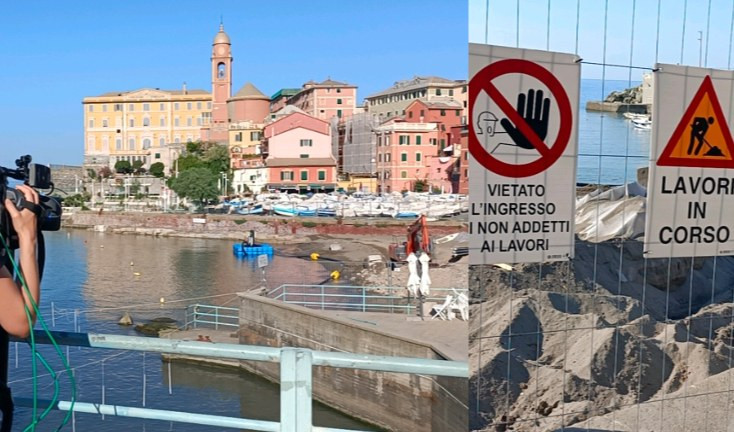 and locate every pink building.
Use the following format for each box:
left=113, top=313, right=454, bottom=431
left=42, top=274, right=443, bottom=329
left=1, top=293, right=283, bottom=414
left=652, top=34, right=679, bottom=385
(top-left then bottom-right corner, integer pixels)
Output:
left=287, top=79, right=358, bottom=121
left=375, top=100, right=464, bottom=194
left=263, top=112, right=337, bottom=192
left=203, top=24, right=233, bottom=143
